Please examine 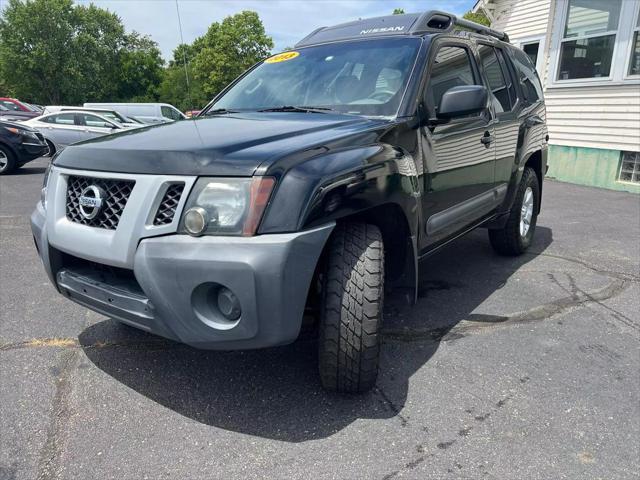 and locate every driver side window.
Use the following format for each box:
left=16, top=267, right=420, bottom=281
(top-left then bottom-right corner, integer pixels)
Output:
left=426, top=45, right=480, bottom=117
